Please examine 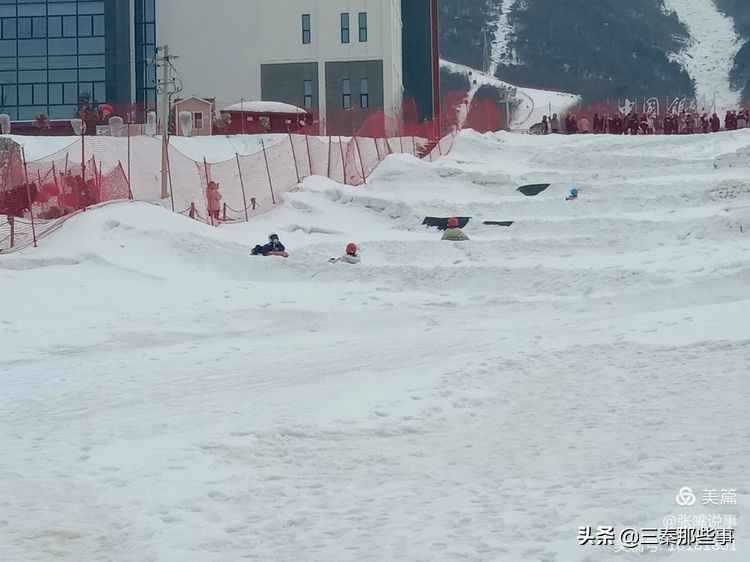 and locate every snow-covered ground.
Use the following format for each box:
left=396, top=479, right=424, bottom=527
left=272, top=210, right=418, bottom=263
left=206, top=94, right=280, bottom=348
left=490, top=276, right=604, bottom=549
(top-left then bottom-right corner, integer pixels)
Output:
left=441, top=60, right=580, bottom=131
left=663, top=0, right=743, bottom=111
left=2, top=130, right=749, bottom=561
